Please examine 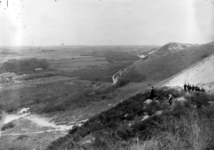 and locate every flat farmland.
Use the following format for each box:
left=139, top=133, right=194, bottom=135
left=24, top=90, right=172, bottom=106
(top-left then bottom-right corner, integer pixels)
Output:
left=49, top=57, right=109, bottom=70
left=0, top=45, right=158, bottom=62
left=0, top=51, right=87, bottom=66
